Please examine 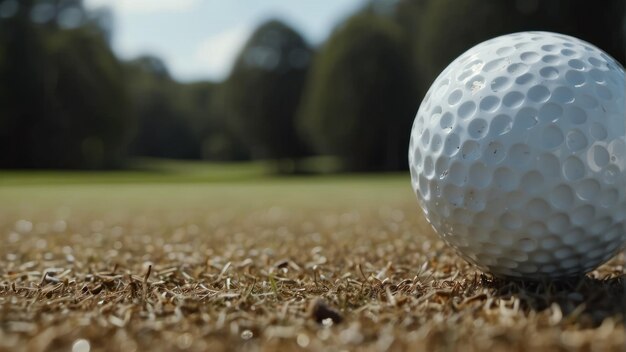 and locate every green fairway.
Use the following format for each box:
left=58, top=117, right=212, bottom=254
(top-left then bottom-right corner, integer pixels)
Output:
left=0, top=159, right=411, bottom=212
left=0, top=176, right=411, bottom=215
left=0, top=157, right=348, bottom=186
left=0, top=159, right=271, bottom=186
